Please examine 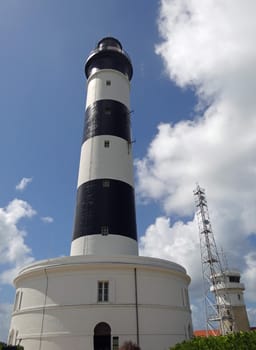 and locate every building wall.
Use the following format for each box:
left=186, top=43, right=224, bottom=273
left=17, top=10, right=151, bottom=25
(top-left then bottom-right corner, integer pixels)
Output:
left=232, top=306, right=250, bottom=331
left=9, top=255, right=192, bottom=350
left=214, top=281, right=250, bottom=332
left=70, top=234, right=139, bottom=259
left=86, top=69, right=130, bottom=108
left=77, top=136, right=134, bottom=188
